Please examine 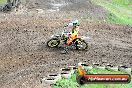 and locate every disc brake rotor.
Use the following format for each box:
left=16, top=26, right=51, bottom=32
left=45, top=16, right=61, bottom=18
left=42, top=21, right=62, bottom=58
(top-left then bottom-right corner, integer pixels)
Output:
left=50, top=40, right=58, bottom=46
